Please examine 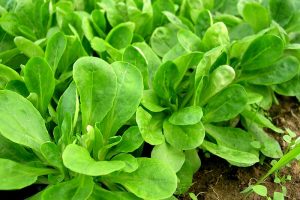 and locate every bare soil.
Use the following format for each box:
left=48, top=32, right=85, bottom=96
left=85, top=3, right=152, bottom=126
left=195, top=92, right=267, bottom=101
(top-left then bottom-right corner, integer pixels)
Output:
left=181, top=96, right=300, bottom=200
